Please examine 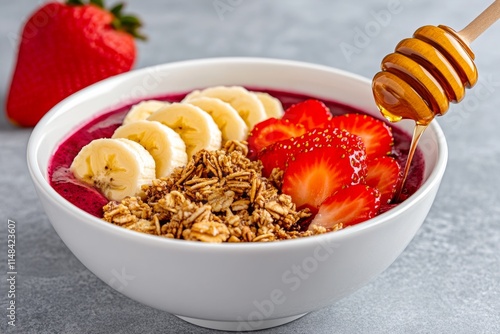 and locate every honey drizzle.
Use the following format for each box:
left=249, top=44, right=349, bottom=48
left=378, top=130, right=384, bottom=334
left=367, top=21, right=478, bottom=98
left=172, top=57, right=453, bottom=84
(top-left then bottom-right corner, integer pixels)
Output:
left=395, top=123, right=427, bottom=201
left=373, top=1, right=500, bottom=202
left=373, top=25, right=478, bottom=203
